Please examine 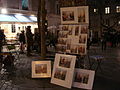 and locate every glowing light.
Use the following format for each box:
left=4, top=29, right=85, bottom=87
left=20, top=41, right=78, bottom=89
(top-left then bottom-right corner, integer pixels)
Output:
left=1, top=8, right=7, bottom=14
